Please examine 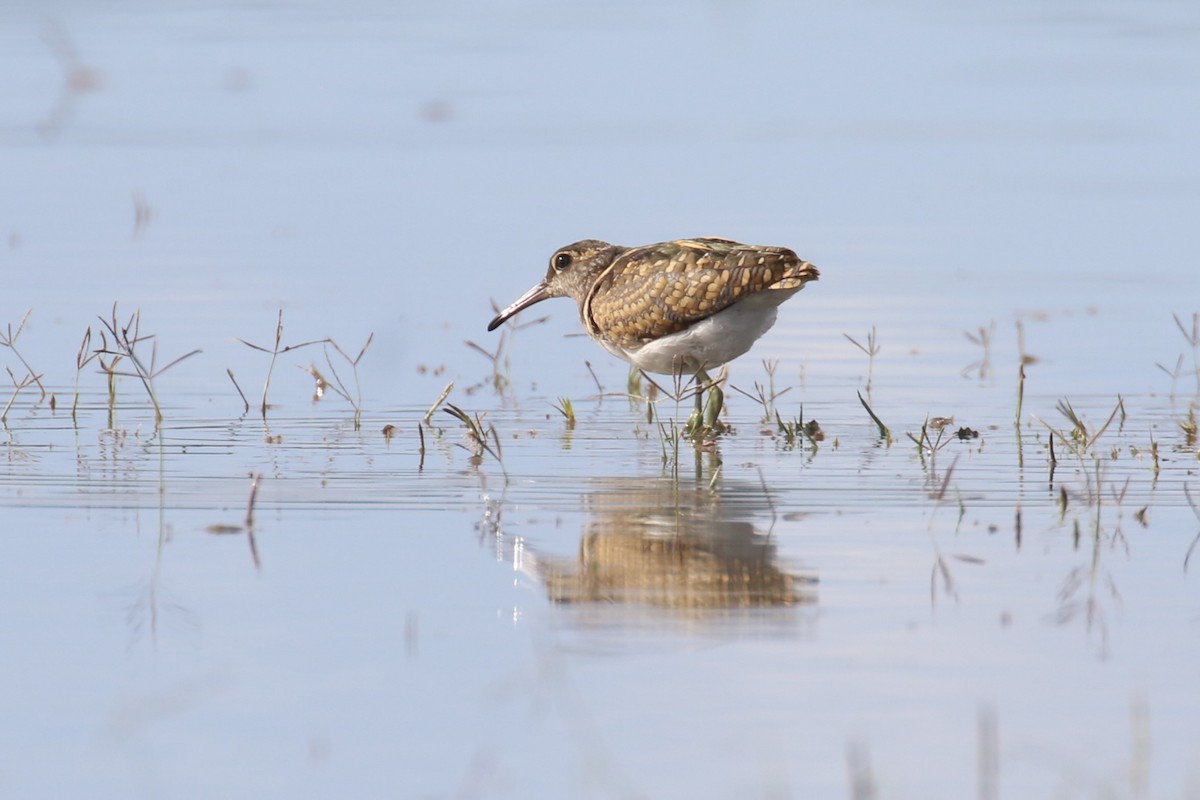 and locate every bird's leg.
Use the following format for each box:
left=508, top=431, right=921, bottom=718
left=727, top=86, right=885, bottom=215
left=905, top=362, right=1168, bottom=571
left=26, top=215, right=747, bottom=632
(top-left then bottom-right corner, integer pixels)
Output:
left=703, top=371, right=724, bottom=431
left=683, top=368, right=706, bottom=436
left=684, top=367, right=727, bottom=438
left=700, top=367, right=728, bottom=433
left=693, top=368, right=708, bottom=415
